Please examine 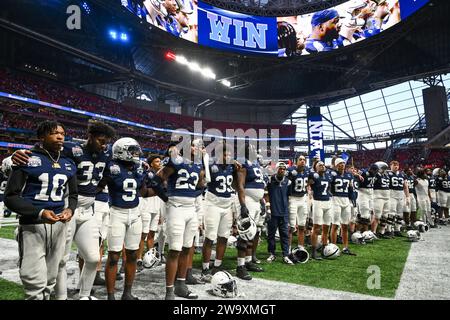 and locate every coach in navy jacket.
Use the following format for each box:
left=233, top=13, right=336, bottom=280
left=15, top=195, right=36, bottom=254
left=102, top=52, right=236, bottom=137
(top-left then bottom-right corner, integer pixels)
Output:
left=267, top=162, right=292, bottom=260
